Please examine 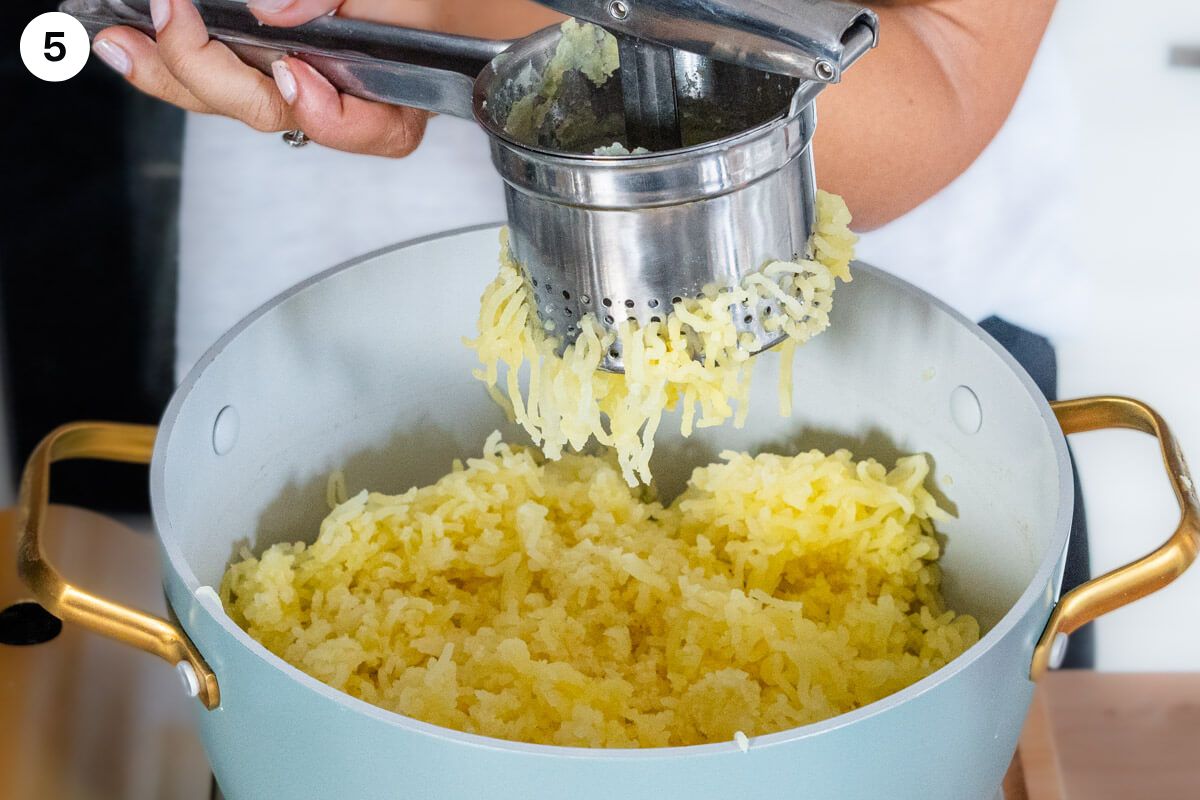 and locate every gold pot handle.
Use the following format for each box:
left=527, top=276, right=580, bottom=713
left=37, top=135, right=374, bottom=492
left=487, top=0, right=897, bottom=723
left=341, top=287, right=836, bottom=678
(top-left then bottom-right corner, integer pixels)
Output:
left=15, top=422, right=220, bottom=709
left=1031, top=396, right=1200, bottom=679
